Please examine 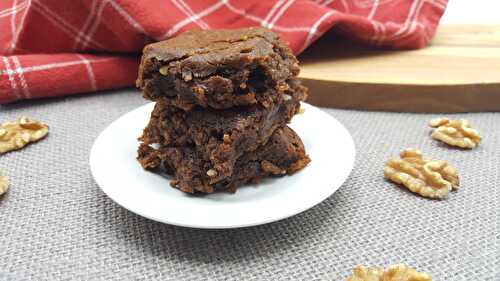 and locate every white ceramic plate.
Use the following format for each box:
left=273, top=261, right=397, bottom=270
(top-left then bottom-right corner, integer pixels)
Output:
left=90, top=102, right=355, bottom=229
